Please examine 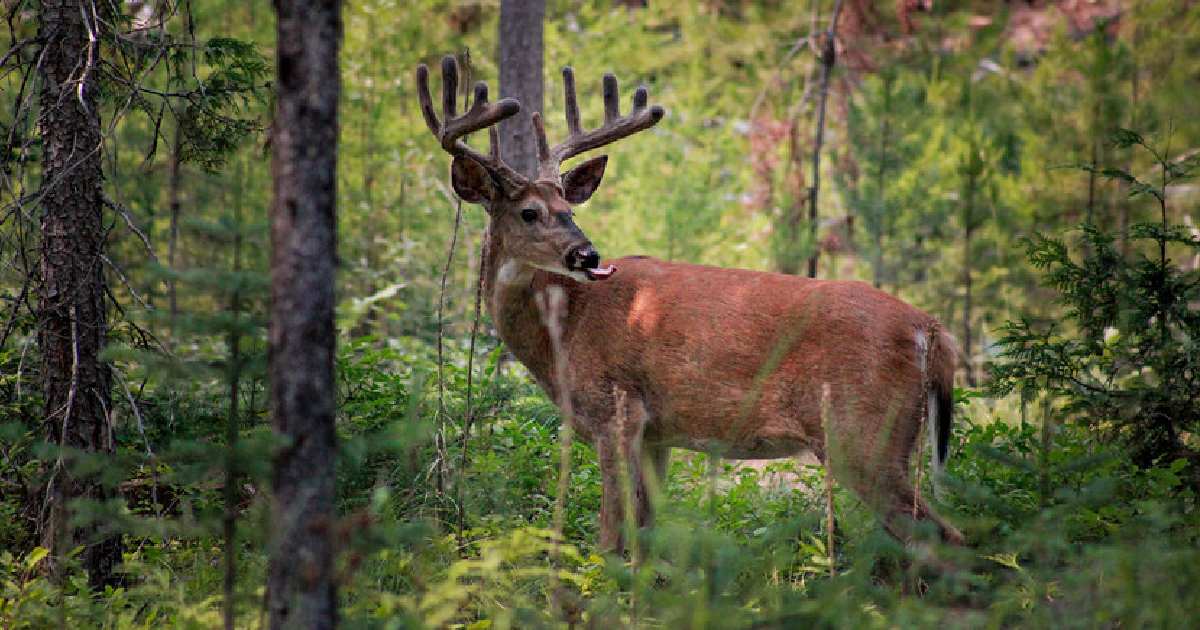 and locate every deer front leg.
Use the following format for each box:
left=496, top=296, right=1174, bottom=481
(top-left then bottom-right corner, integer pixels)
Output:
left=595, top=434, right=625, bottom=554
left=595, top=429, right=651, bottom=555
